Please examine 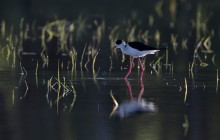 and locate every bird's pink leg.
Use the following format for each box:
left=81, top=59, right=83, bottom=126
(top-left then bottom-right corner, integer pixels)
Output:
left=125, top=78, right=134, bottom=101
left=138, top=57, right=145, bottom=72
left=138, top=57, right=145, bottom=79
left=125, top=57, right=134, bottom=79
left=138, top=78, right=144, bottom=102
